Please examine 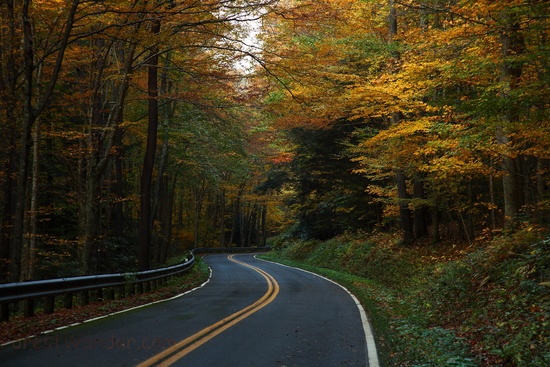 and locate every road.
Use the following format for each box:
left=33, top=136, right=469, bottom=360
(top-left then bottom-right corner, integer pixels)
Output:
left=0, top=254, right=377, bottom=366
